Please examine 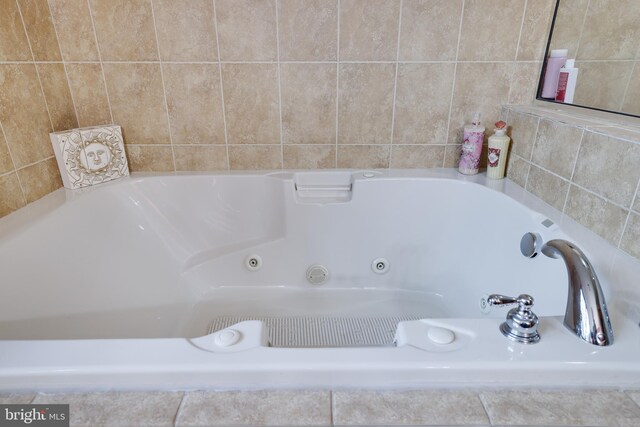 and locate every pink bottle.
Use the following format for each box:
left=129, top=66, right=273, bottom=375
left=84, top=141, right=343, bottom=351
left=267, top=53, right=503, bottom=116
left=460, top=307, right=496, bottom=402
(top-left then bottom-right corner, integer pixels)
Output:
left=458, top=112, right=485, bottom=175
left=541, top=49, right=567, bottom=98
